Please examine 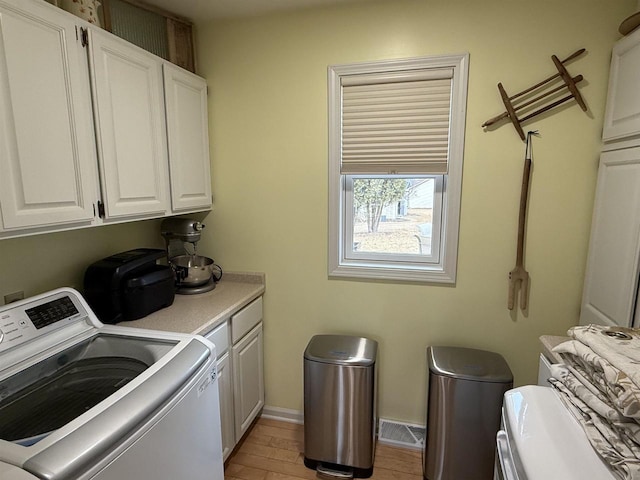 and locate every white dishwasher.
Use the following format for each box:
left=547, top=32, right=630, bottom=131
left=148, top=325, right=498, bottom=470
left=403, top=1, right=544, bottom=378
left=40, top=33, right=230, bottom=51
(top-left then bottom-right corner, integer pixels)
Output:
left=0, top=288, right=224, bottom=480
